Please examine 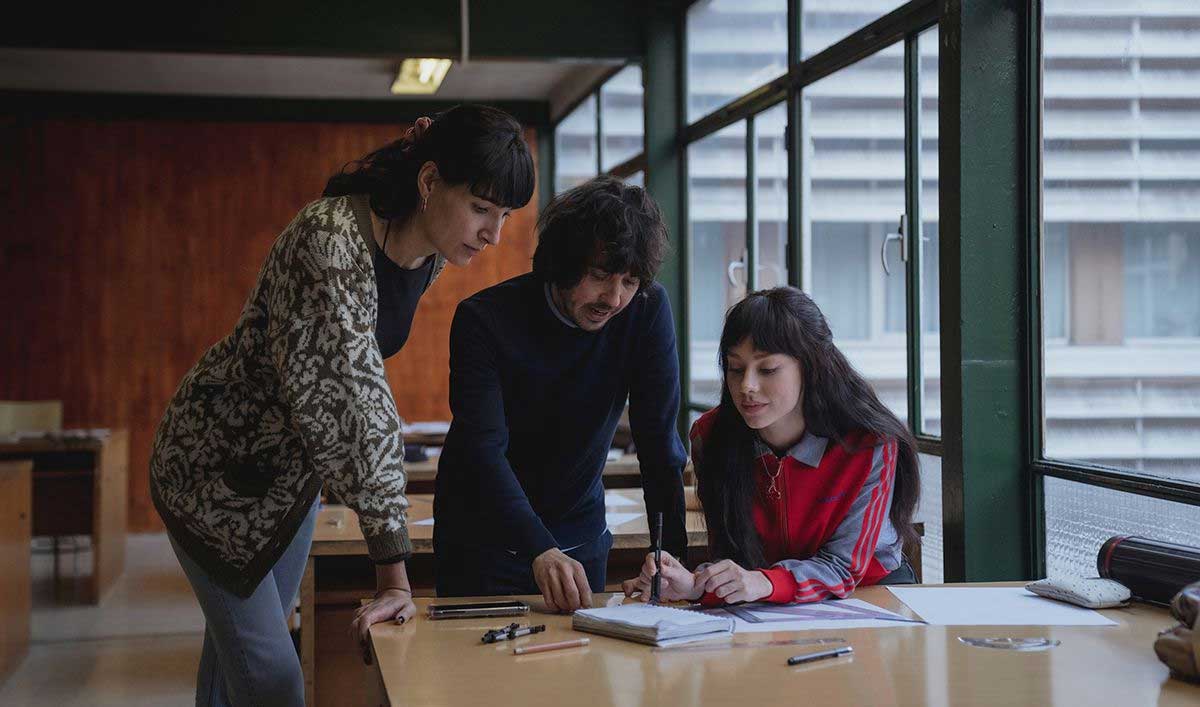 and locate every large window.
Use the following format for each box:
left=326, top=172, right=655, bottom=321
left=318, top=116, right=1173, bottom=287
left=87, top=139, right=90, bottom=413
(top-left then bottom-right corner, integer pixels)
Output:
left=803, top=45, right=909, bottom=421
left=687, top=0, right=787, bottom=123
left=553, top=66, right=646, bottom=196
left=600, top=65, right=644, bottom=172
left=554, top=94, right=597, bottom=194
left=918, top=26, right=941, bottom=437
left=687, top=123, right=748, bottom=408
left=754, top=104, right=789, bottom=290
left=681, top=1, right=943, bottom=580
left=1039, top=2, right=1200, bottom=485
left=800, top=1, right=911, bottom=60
